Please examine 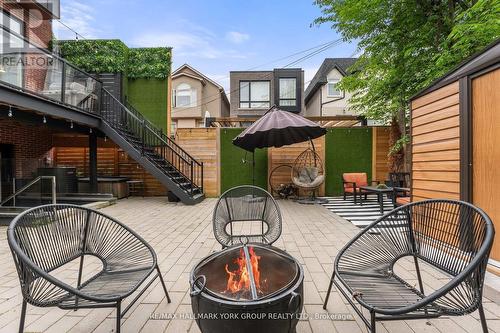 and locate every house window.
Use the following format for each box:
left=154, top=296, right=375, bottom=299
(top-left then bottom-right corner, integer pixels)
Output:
left=327, top=79, right=342, bottom=97
left=239, top=81, right=270, bottom=108
left=279, top=78, right=296, bottom=106
left=0, top=10, right=24, bottom=87
left=173, top=83, right=197, bottom=107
